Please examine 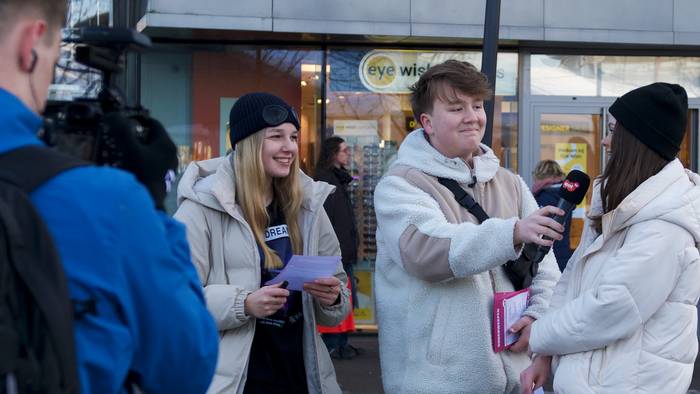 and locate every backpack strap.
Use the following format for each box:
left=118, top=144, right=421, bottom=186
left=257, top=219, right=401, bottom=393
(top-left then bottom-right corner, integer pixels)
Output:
left=0, top=146, right=88, bottom=392
left=437, top=176, right=536, bottom=290
left=437, top=177, right=490, bottom=223
left=0, top=145, right=89, bottom=193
